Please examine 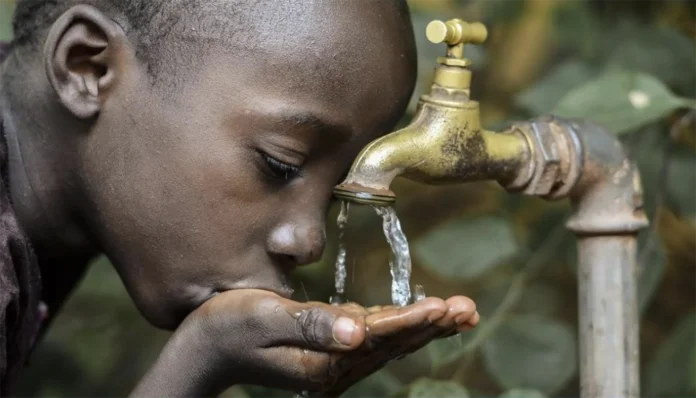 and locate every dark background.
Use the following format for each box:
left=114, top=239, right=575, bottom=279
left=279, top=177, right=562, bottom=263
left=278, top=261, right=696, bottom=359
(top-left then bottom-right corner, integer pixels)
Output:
left=1, top=0, right=694, bottom=397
